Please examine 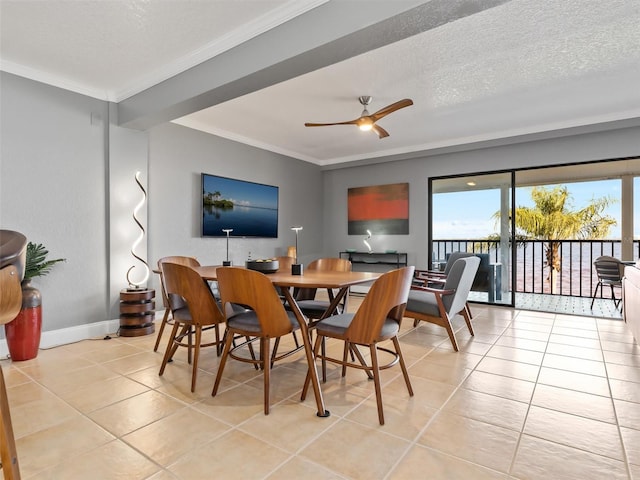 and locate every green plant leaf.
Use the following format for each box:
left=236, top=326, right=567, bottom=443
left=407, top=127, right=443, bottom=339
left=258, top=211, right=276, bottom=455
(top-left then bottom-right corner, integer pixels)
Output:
left=24, top=242, right=66, bottom=280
